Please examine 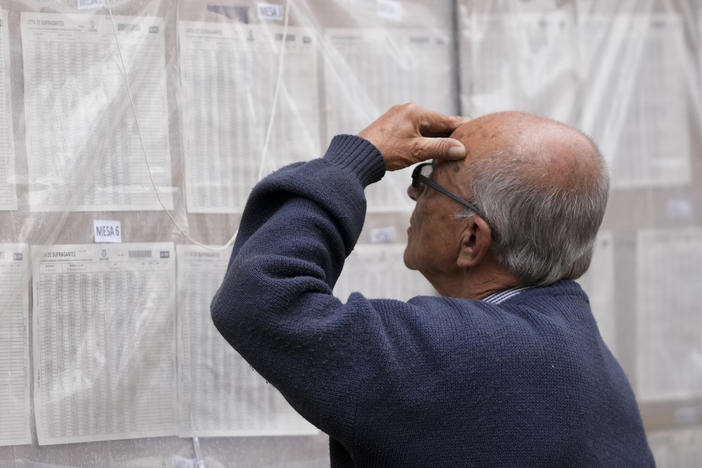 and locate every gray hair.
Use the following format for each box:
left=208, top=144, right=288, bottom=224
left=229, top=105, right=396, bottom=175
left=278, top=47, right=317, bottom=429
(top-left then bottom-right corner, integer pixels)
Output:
left=465, top=145, right=609, bottom=286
